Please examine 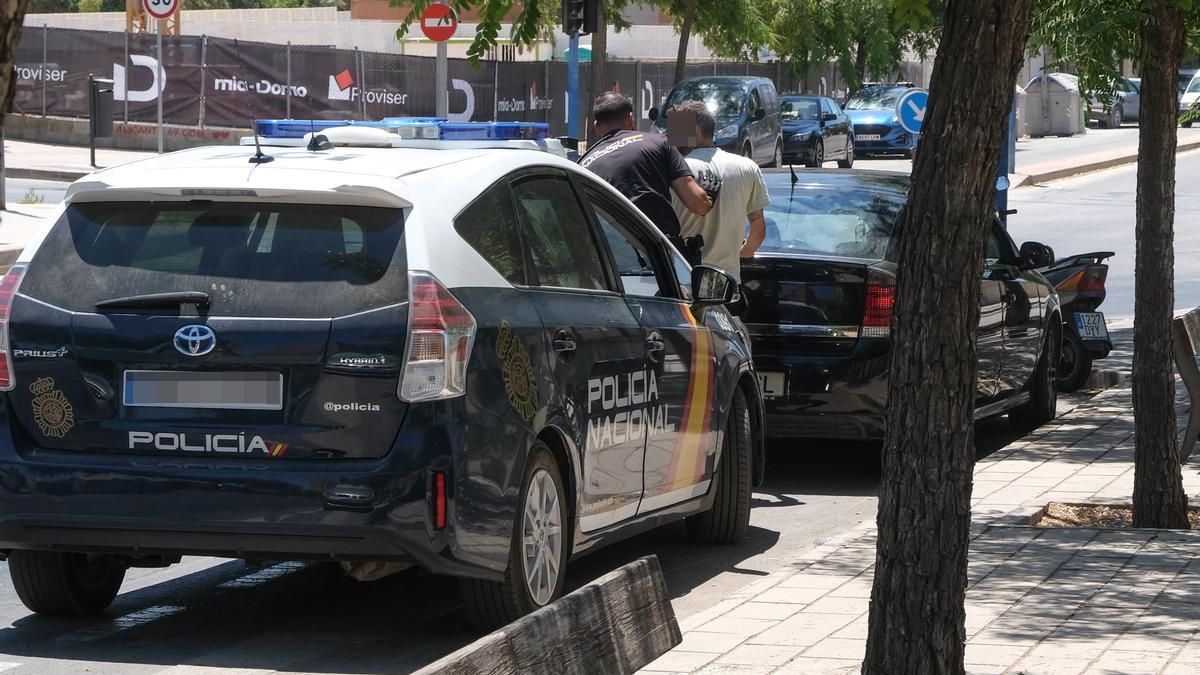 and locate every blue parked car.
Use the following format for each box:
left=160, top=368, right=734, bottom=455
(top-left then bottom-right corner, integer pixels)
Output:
left=780, top=95, right=855, bottom=168
left=843, top=84, right=919, bottom=158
